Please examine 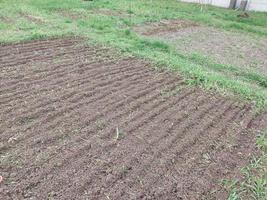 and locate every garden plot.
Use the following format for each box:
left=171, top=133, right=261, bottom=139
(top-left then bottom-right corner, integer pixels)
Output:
left=135, top=19, right=267, bottom=74
left=0, top=38, right=265, bottom=200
